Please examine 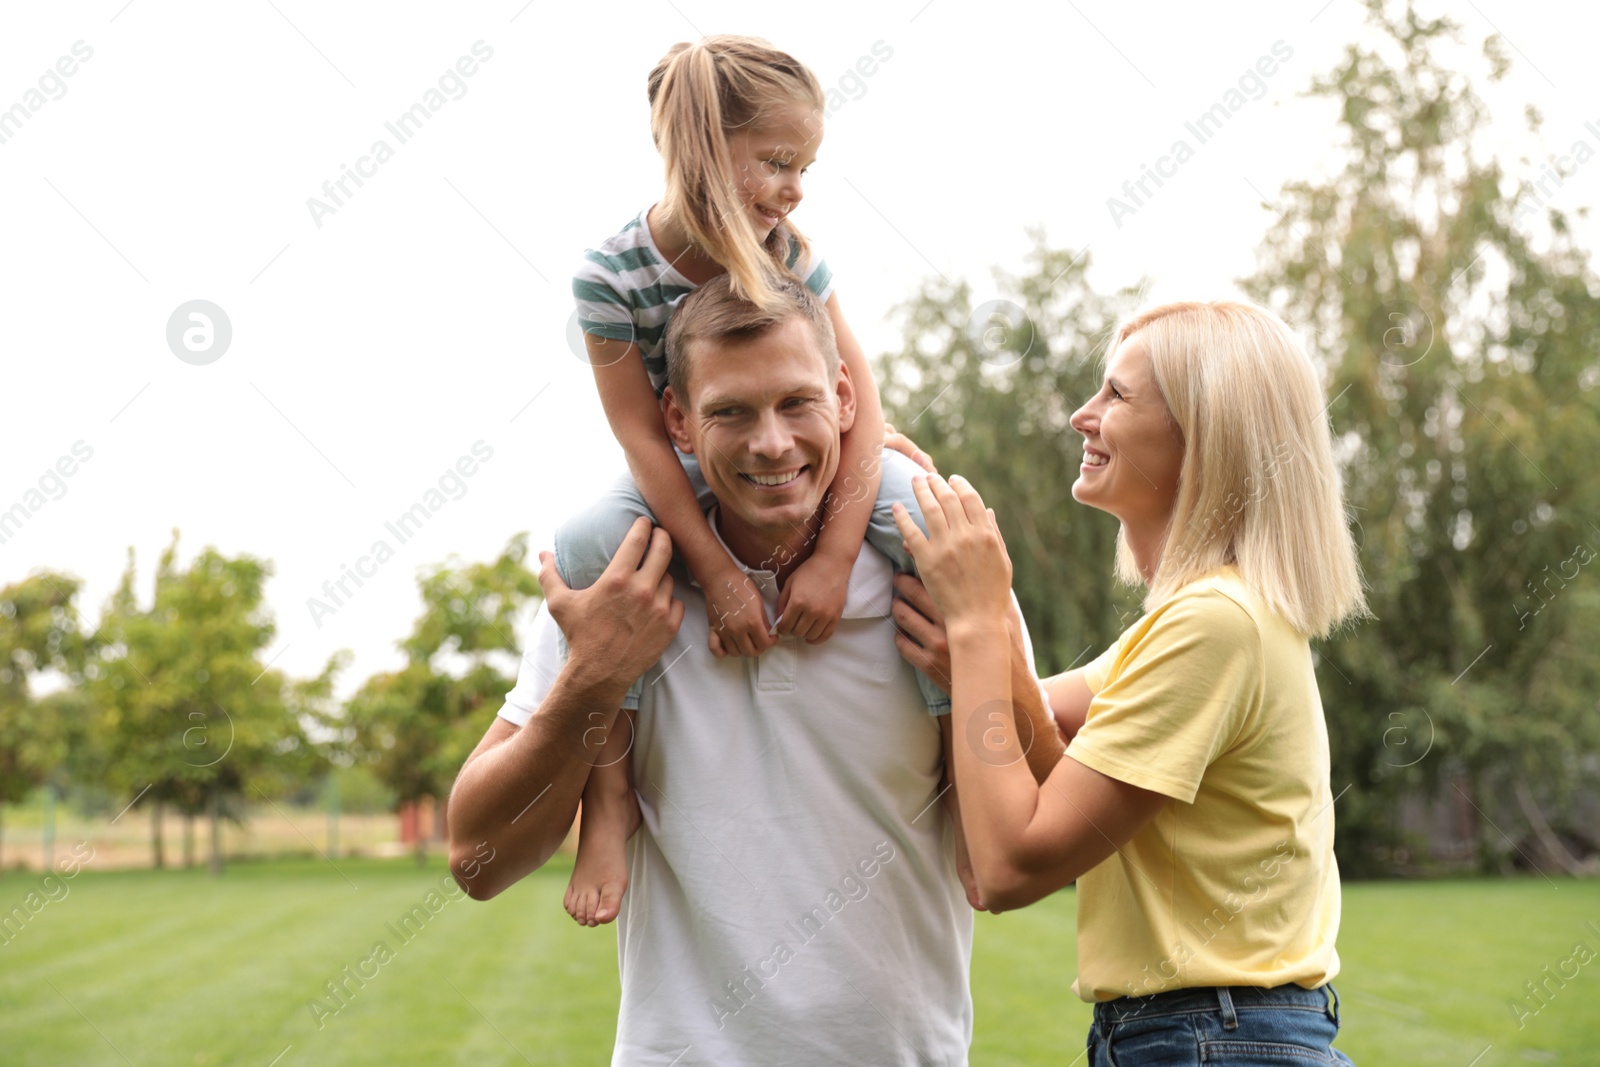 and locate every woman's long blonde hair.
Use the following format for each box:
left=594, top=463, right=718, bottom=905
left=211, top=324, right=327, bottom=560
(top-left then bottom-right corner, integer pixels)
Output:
left=648, top=36, right=824, bottom=312
left=1113, top=301, right=1368, bottom=638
